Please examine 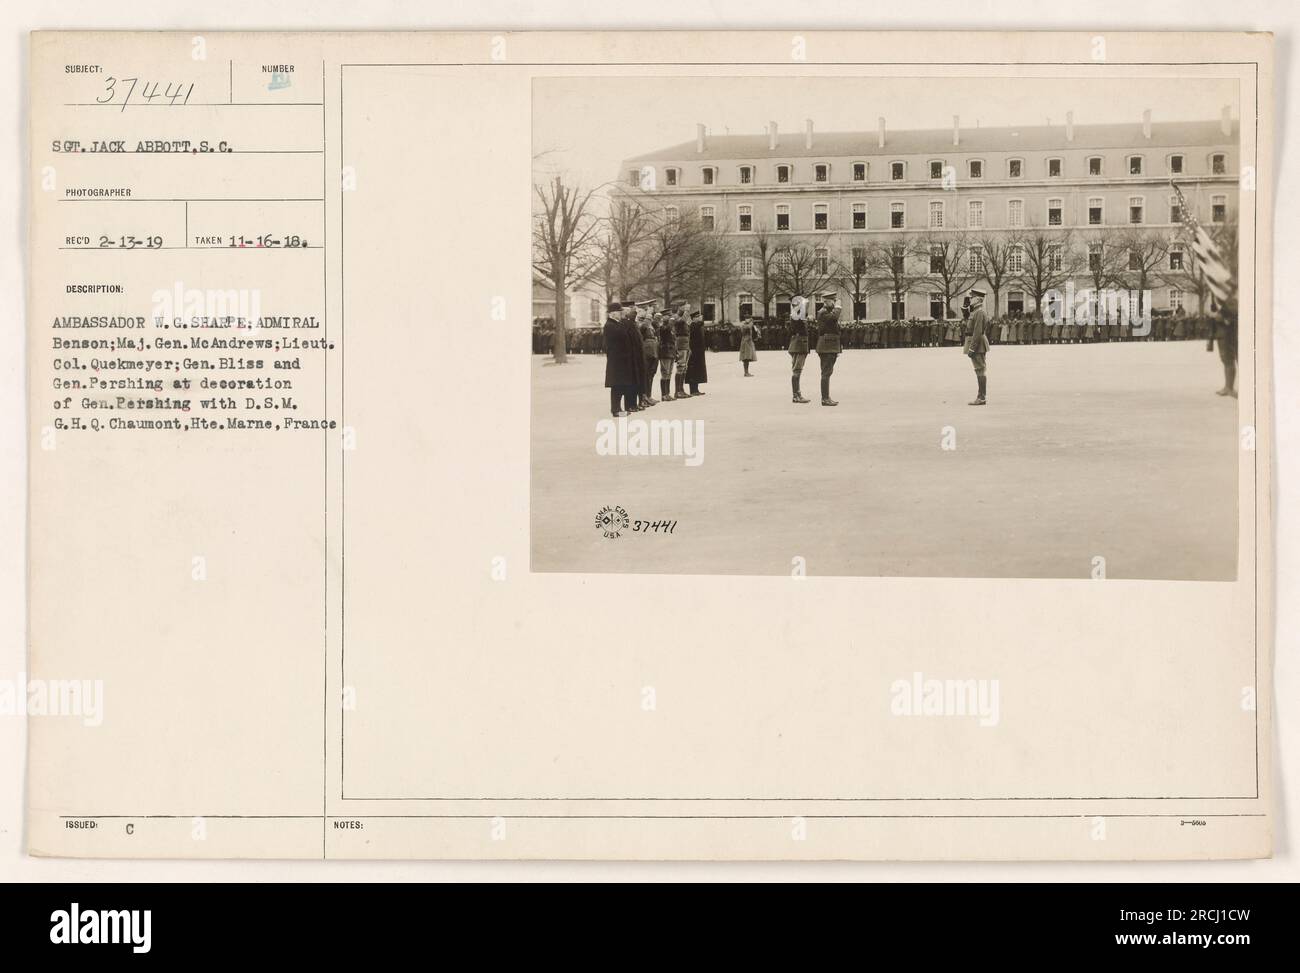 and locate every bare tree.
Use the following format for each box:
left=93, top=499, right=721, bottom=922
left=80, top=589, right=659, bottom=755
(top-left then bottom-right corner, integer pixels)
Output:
left=1077, top=228, right=1130, bottom=326
left=1015, top=226, right=1082, bottom=315
left=532, top=175, right=601, bottom=363
left=833, top=242, right=879, bottom=320
left=864, top=236, right=922, bottom=319
left=747, top=222, right=781, bottom=319
left=973, top=233, right=1017, bottom=318
left=602, top=198, right=659, bottom=300
left=917, top=231, right=977, bottom=319
left=771, top=237, right=836, bottom=305
left=641, top=204, right=715, bottom=307
left=1112, top=228, right=1170, bottom=317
